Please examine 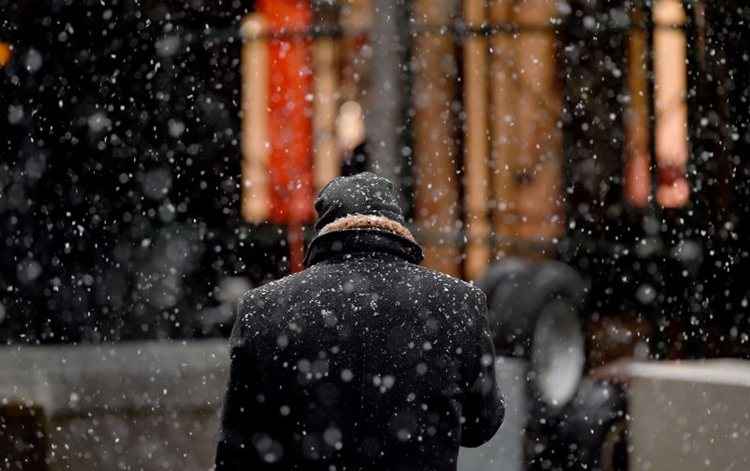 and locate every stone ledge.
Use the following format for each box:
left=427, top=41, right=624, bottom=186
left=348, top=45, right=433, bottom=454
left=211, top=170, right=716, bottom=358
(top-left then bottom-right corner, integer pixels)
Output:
left=0, top=339, right=230, bottom=418
left=1, top=341, right=527, bottom=471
